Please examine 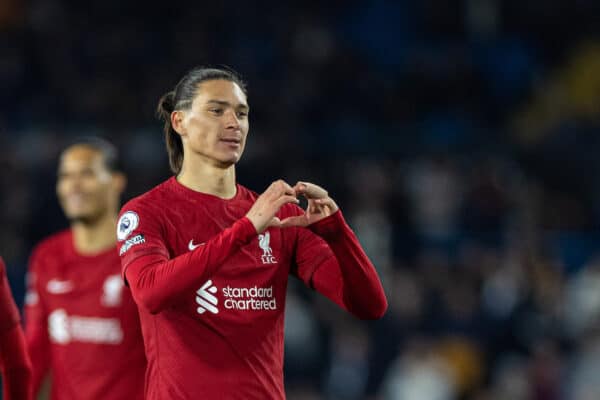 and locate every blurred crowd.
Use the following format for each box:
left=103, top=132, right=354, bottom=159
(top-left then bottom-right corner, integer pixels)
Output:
left=2, top=0, right=600, bottom=399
